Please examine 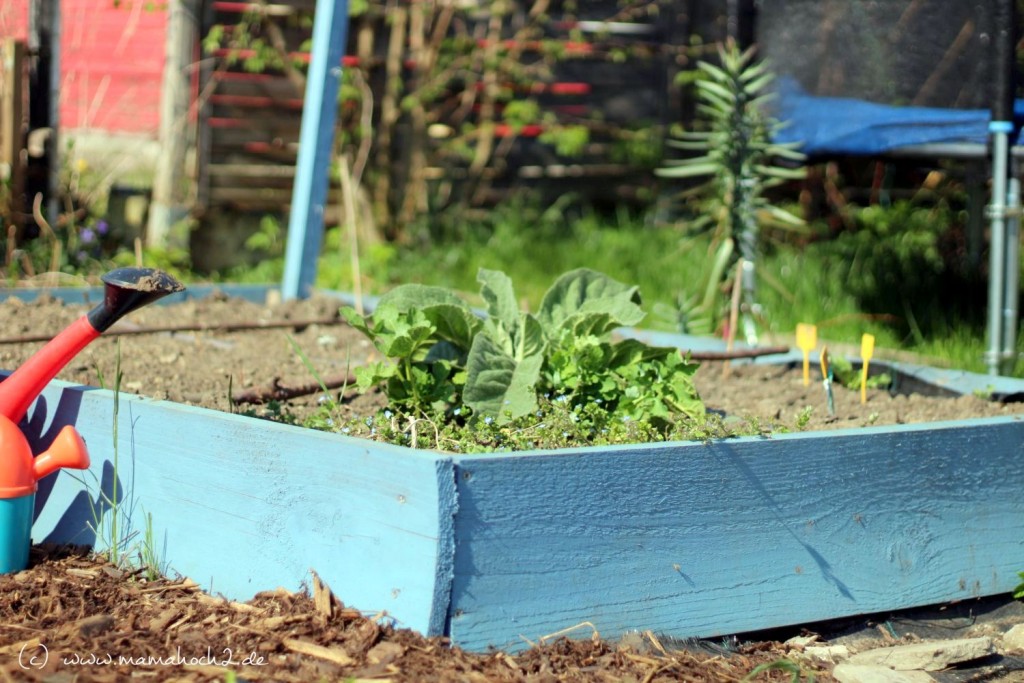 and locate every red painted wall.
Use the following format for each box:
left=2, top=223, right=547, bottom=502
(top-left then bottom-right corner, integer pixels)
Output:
left=0, top=2, right=30, bottom=41
left=1, top=0, right=166, bottom=135
left=61, top=0, right=167, bottom=134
